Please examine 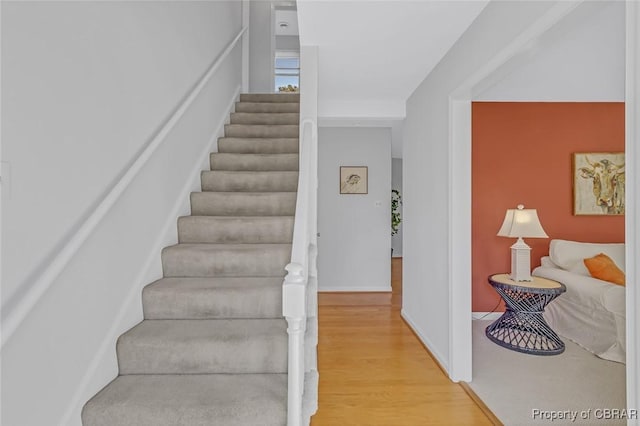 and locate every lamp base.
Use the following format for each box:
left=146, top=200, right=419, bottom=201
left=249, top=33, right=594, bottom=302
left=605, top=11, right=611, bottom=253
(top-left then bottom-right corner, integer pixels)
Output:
left=510, top=237, right=532, bottom=281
